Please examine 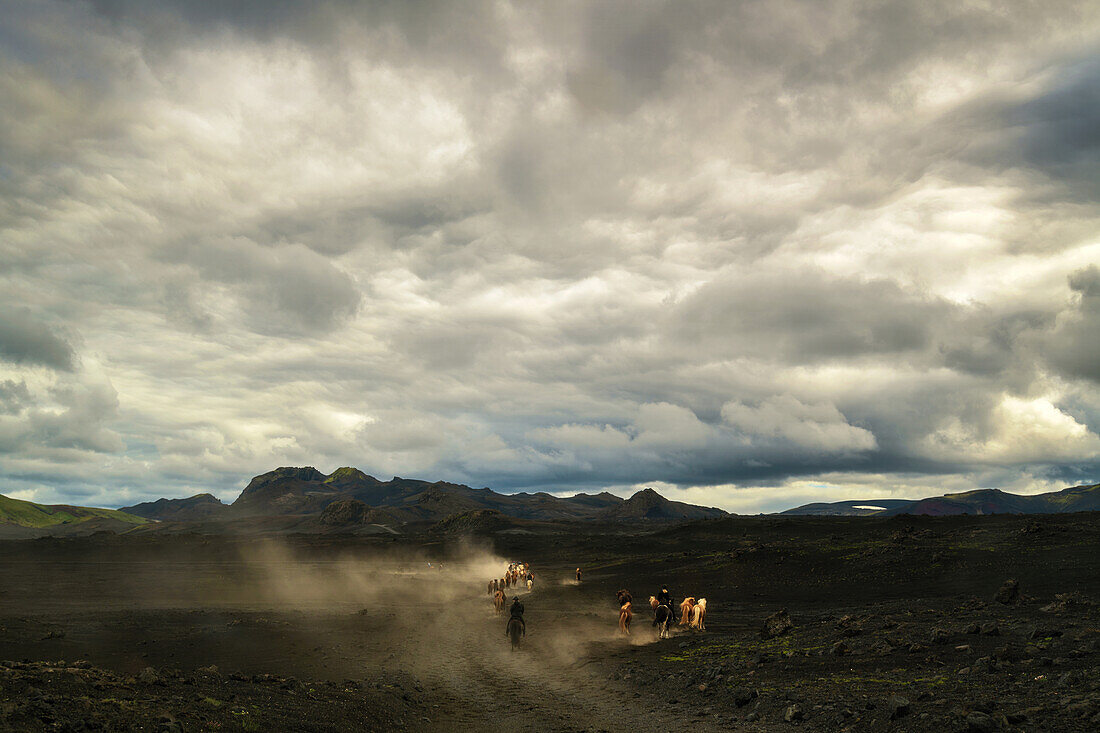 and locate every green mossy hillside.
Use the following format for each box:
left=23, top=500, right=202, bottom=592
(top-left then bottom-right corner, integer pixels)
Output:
left=0, top=494, right=148, bottom=528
